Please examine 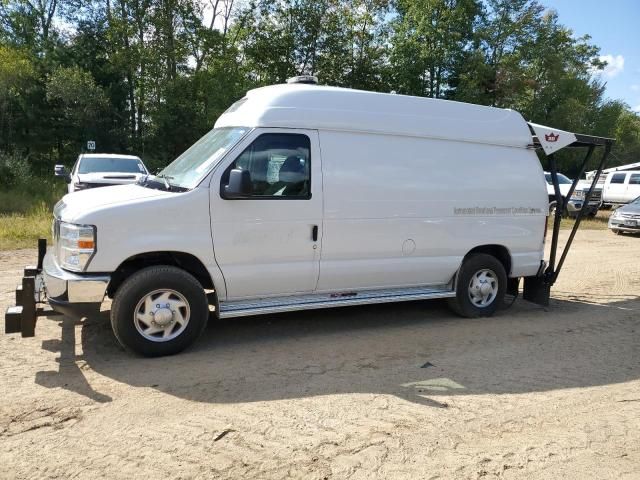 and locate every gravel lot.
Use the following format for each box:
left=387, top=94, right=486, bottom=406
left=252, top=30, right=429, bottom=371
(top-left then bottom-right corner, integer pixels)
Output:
left=1, top=230, right=639, bottom=479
